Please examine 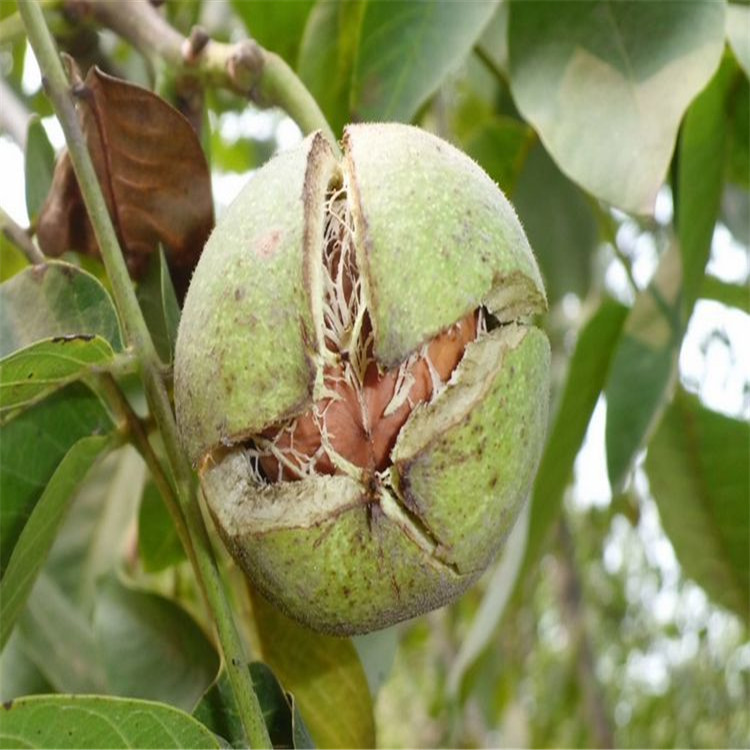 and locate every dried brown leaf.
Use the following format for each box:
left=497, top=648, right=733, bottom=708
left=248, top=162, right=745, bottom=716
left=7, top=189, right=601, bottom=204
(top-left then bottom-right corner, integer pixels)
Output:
left=37, top=68, right=213, bottom=297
